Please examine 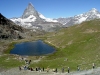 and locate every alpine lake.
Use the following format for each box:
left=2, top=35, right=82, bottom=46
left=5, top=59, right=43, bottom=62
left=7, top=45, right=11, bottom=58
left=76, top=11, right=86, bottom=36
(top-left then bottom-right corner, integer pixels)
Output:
left=10, top=40, right=56, bottom=56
